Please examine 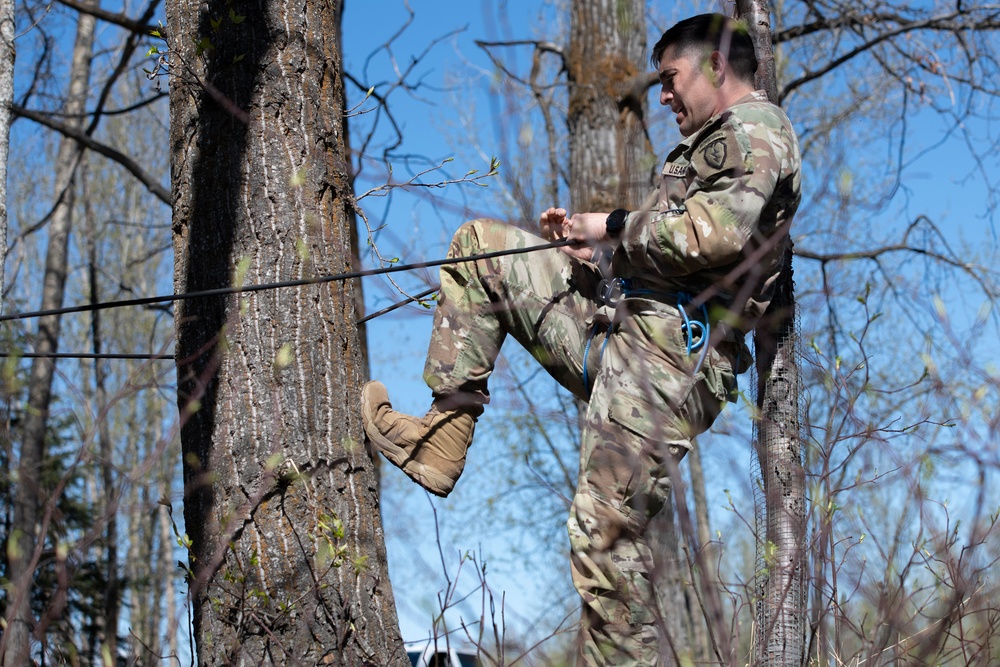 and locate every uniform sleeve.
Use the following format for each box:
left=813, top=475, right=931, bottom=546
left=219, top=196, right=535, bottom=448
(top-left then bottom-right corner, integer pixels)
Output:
left=617, top=118, right=792, bottom=277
